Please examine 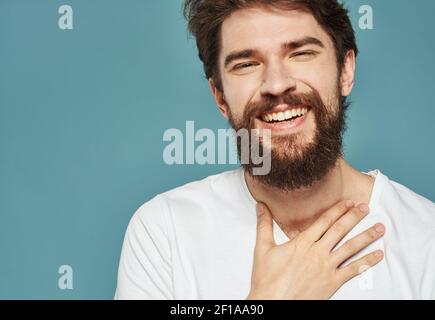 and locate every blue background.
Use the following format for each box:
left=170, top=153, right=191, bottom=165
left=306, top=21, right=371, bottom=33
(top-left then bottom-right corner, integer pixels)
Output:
left=0, top=0, right=434, bottom=299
